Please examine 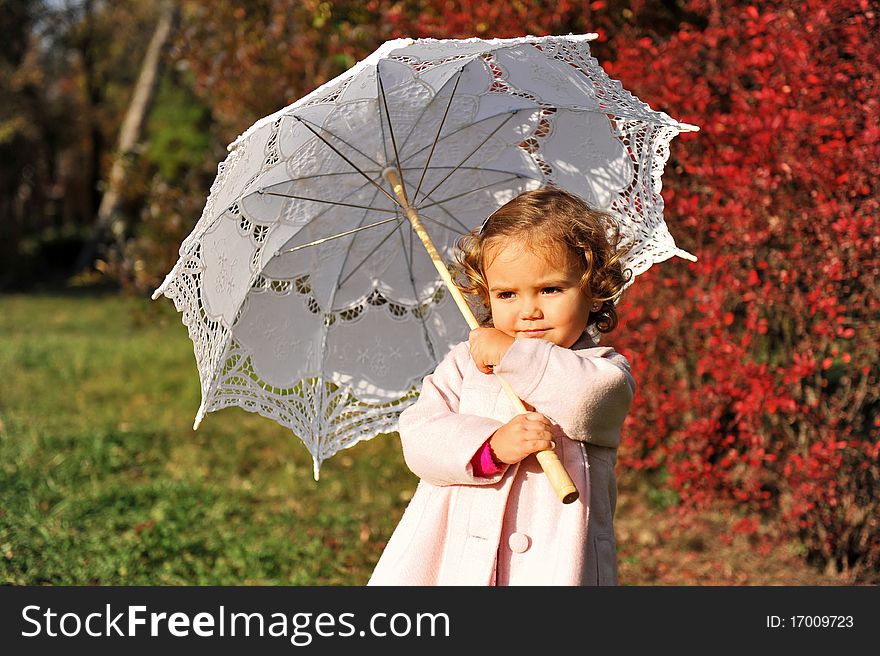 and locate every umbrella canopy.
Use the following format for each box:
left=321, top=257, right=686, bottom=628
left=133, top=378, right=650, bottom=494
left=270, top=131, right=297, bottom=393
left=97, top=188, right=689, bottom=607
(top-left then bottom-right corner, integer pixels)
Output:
left=153, top=34, right=698, bottom=479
